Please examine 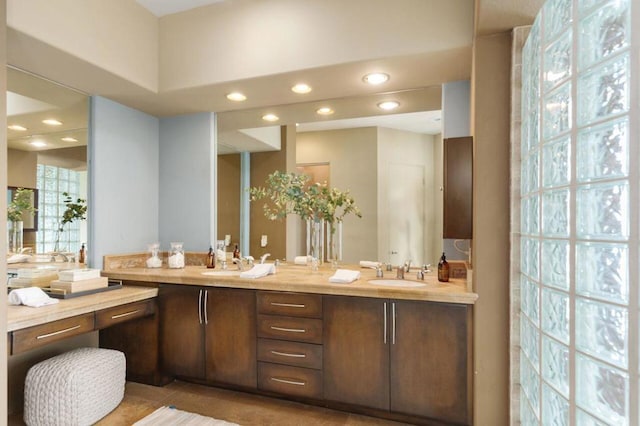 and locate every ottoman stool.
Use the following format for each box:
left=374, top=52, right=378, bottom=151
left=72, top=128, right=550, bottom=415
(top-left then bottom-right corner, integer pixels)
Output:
left=24, top=347, right=125, bottom=426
